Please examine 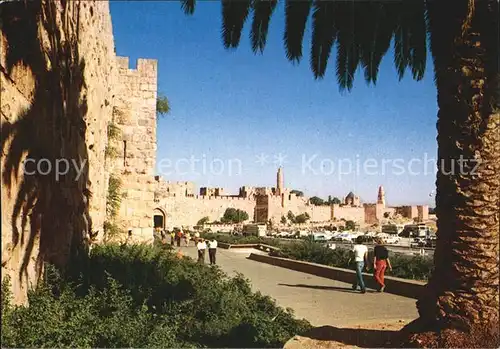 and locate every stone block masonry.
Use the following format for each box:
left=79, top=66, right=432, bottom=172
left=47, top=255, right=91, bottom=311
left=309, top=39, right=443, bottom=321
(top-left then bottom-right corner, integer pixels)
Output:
left=1, top=0, right=117, bottom=303
left=110, top=56, right=158, bottom=239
